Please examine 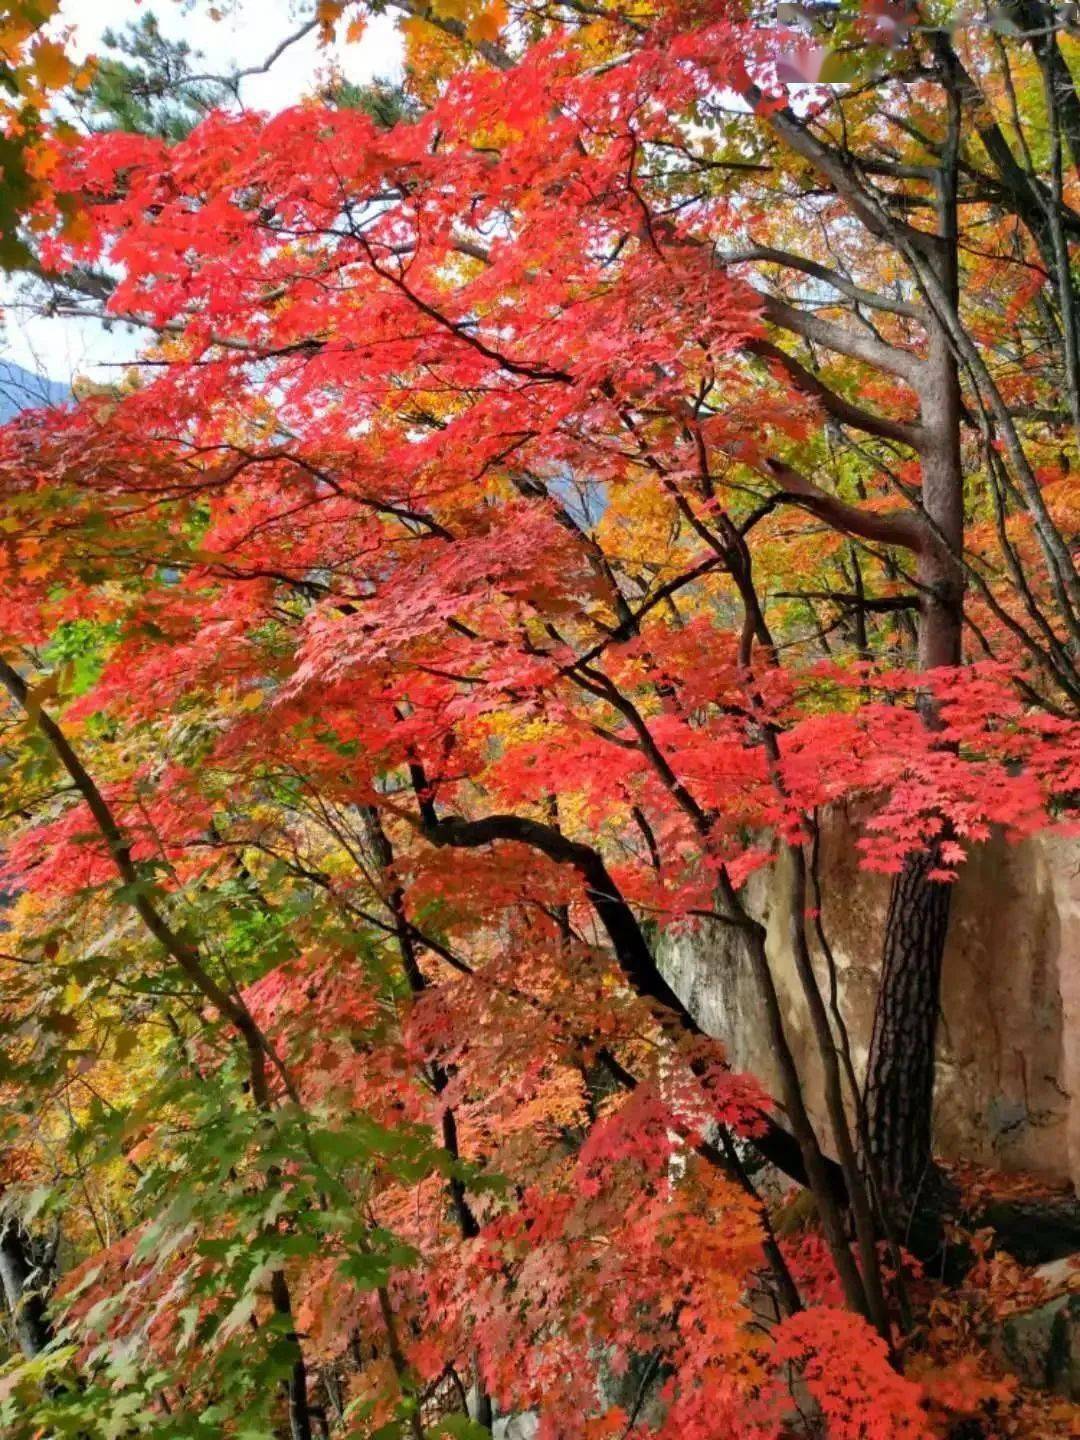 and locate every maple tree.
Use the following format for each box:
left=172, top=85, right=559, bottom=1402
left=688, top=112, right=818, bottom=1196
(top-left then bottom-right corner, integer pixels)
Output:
left=0, top=0, right=98, bottom=265
left=0, top=0, right=1079, bottom=1436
